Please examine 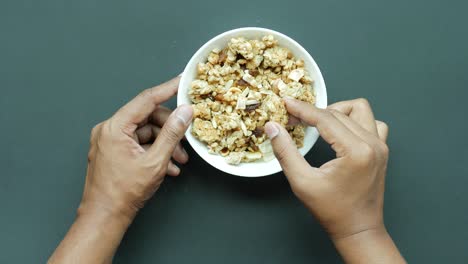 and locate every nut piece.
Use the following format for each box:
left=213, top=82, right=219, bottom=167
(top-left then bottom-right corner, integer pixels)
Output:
left=263, top=46, right=289, bottom=68
left=258, top=140, right=275, bottom=161
left=192, top=118, right=220, bottom=143
left=226, top=152, right=244, bottom=165
left=208, top=52, right=219, bottom=64
left=229, top=37, right=254, bottom=60
left=272, top=79, right=288, bottom=92
left=288, top=69, right=305, bottom=82
left=245, top=152, right=262, bottom=162
left=236, top=96, right=246, bottom=110
left=190, top=80, right=211, bottom=95
left=242, top=71, right=259, bottom=87
left=262, top=35, right=277, bottom=48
